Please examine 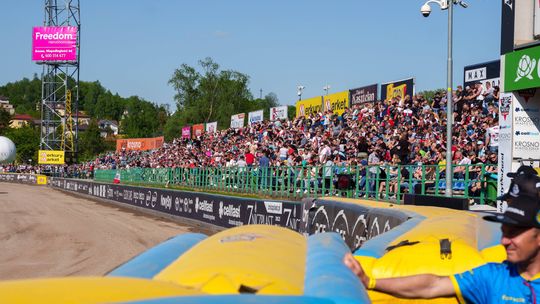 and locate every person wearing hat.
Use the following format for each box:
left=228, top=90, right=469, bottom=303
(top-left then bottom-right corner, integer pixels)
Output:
left=343, top=169, right=540, bottom=303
